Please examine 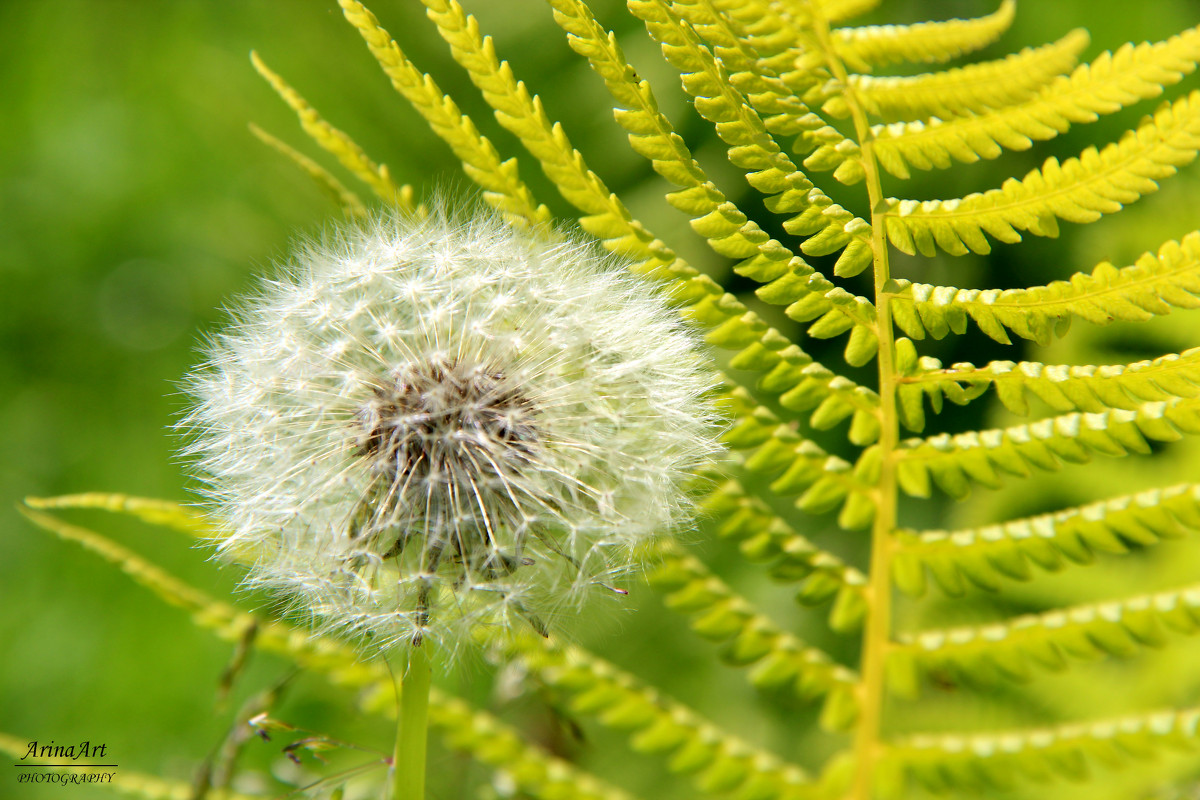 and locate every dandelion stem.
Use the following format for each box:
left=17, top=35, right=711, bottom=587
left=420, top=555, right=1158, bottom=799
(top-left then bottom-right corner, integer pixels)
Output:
left=392, top=642, right=432, bottom=800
